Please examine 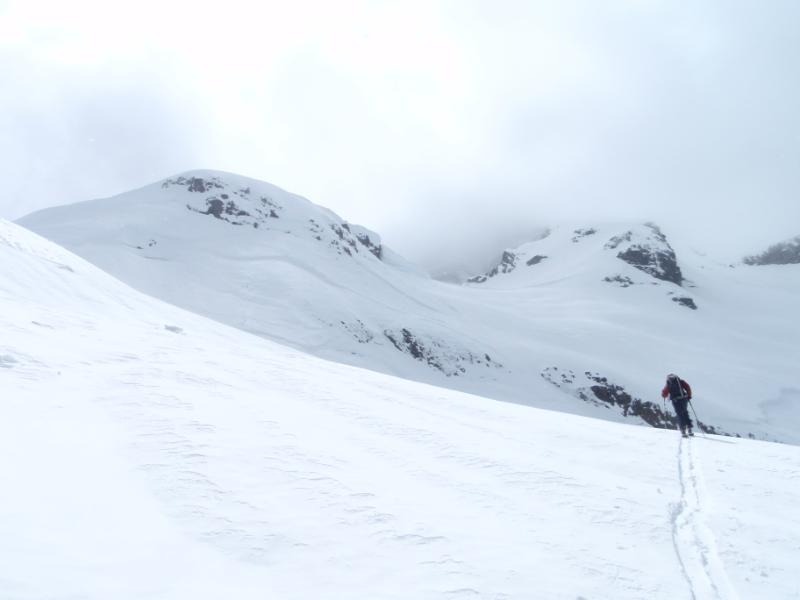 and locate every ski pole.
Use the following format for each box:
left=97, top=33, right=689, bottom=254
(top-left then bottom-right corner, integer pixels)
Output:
left=688, top=400, right=706, bottom=437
